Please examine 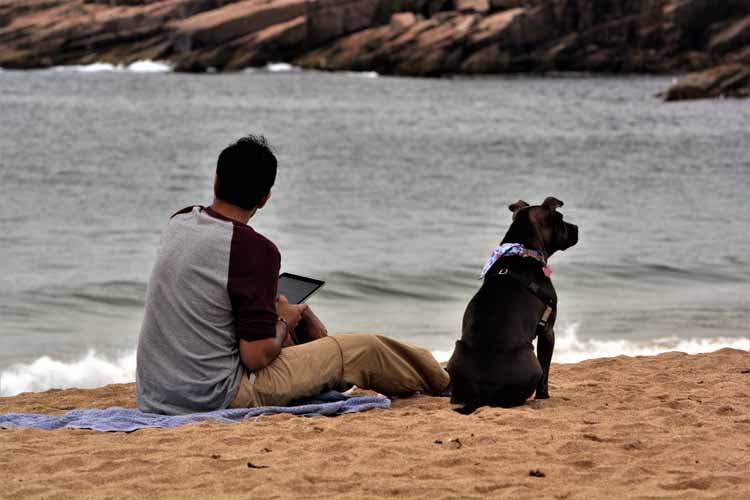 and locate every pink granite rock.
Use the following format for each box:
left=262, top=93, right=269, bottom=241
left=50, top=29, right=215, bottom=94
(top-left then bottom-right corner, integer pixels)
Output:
left=390, top=12, right=420, bottom=30
left=170, top=0, right=307, bottom=50
left=455, top=0, right=490, bottom=14
left=0, top=0, right=747, bottom=90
